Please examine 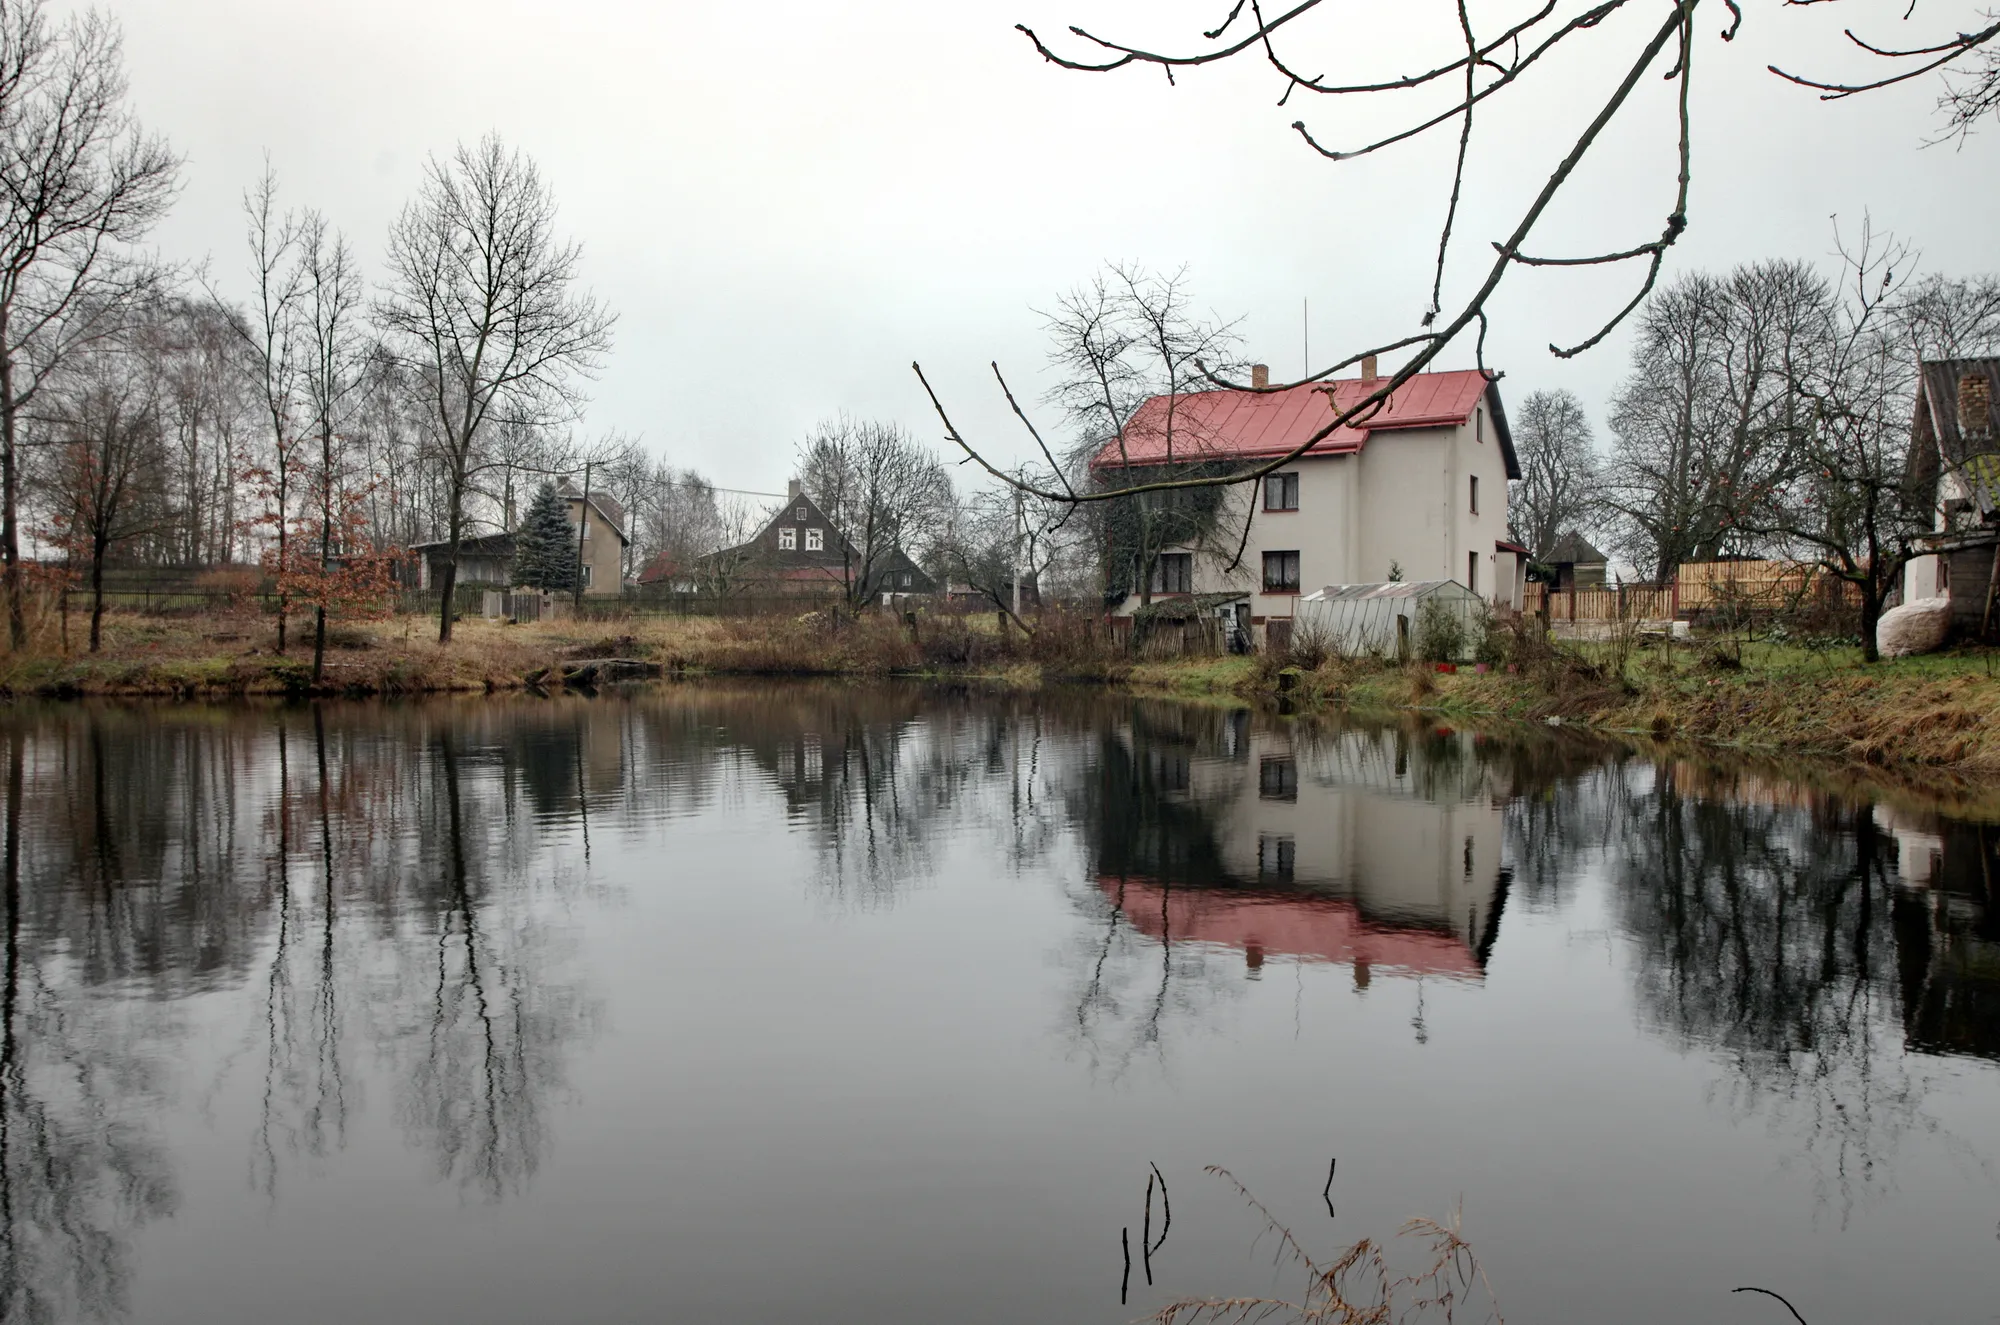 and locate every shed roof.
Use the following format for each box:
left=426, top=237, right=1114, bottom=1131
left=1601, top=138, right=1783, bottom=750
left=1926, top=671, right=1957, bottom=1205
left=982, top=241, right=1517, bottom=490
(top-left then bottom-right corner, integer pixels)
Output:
left=409, top=531, right=516, bottom=556
left=1302, top=579, right=1476, bottom=603
left=1089, top=370, right=1519, bottom=479
left=1545, top=531, right=1608, bottom=565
